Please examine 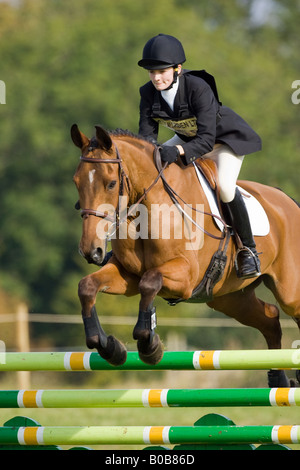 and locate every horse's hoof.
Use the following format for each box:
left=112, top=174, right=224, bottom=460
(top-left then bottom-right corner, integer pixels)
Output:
left=290, top=371, right=300, bottom=387
left=267, top=369, right=290, bottom=387
left=97, top=335, right=127, bottom=366
left=137, top=333, right=164, bottom=365
left=289, top=379, right=297, bottom=387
